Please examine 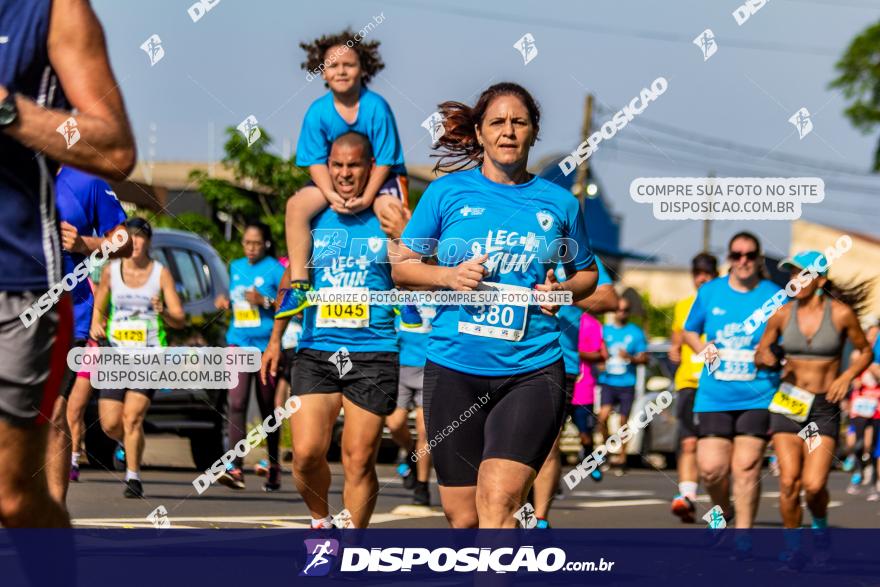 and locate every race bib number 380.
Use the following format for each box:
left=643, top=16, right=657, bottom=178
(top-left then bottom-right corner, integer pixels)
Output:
left=458, top=282, right=529, bottom=342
